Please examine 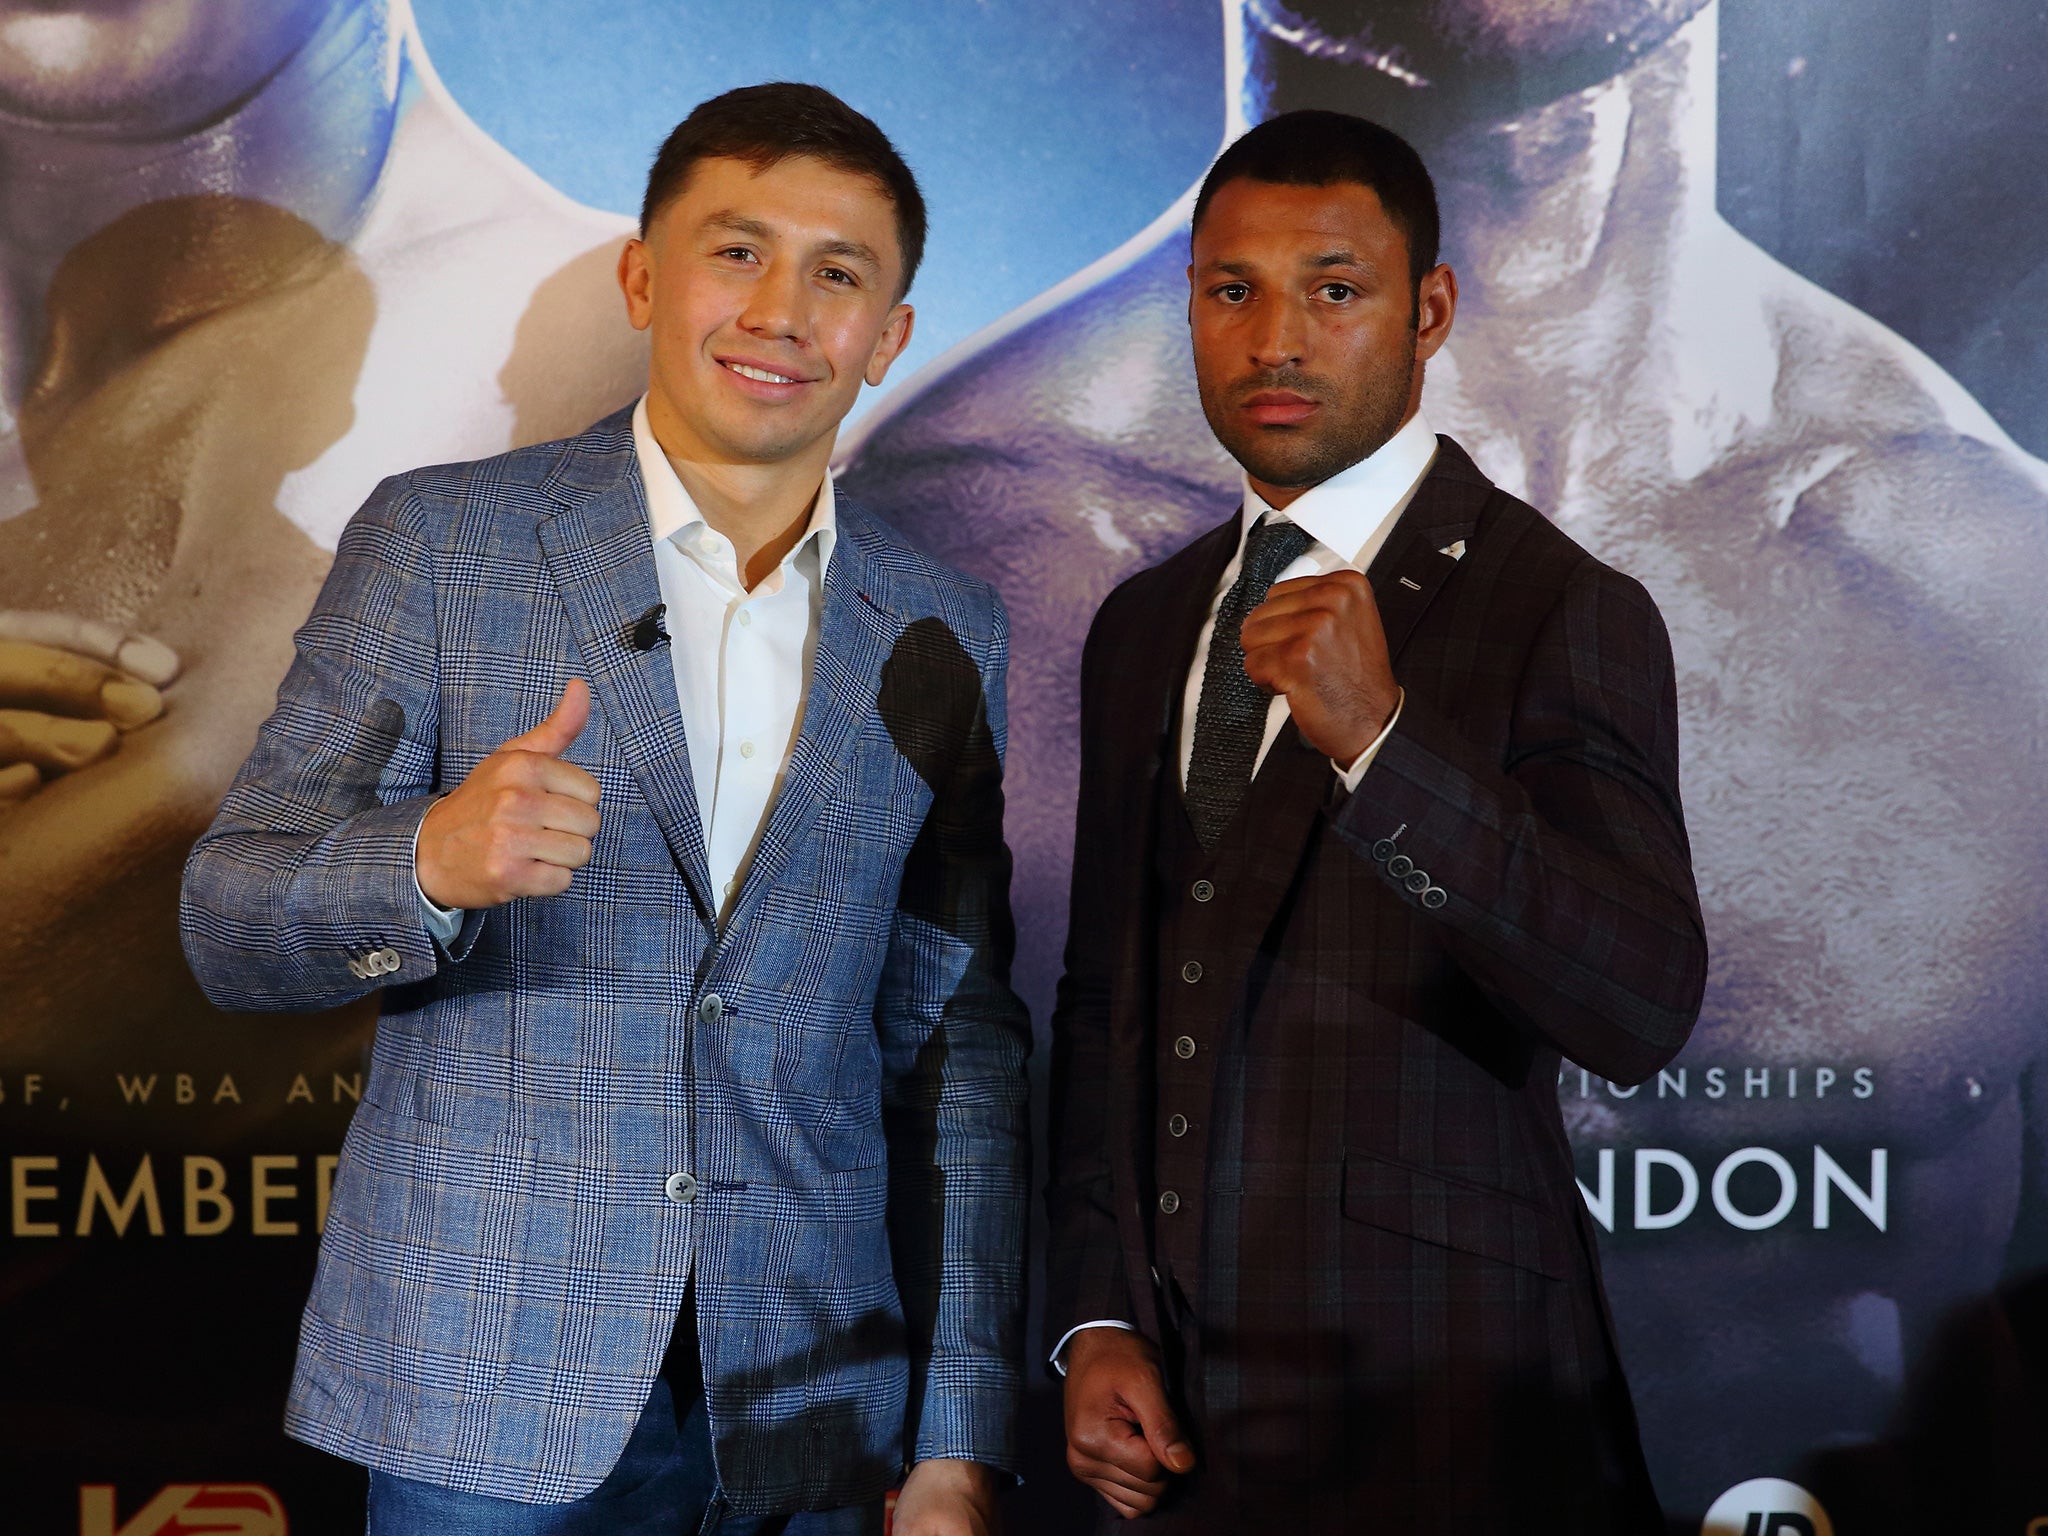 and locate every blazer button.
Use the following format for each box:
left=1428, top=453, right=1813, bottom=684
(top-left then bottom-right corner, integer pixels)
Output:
left=1370, top=838, right=1397, bottom=863
left=376, top=948, right=401, bottom=974
left=664, top=1171, right=699, bottom=1205
left=1422, top=886, right=1448, bottom=909
left=1158, top=1190, right=1181, bottom=1215
left=1180, top=960, right=1203, bottom=984
left=697, top=993, right=723, bottom=1024
left=1404, top=870, right=1430, bottom=894
left=1386, top=855, right=1414, bottom=878
left=1168, top=1113, right=1189, bottom=1138
left=346, top=958, right=367, bottom=980
left=1191, top=879, right=1215, bottom=903
left=1173, top=1035, right=1196, bottom=1060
